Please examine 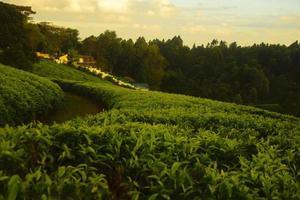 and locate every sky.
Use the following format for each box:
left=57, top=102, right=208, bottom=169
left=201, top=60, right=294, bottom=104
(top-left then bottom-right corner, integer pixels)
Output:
left=4, top=0, right=300, bottom=46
